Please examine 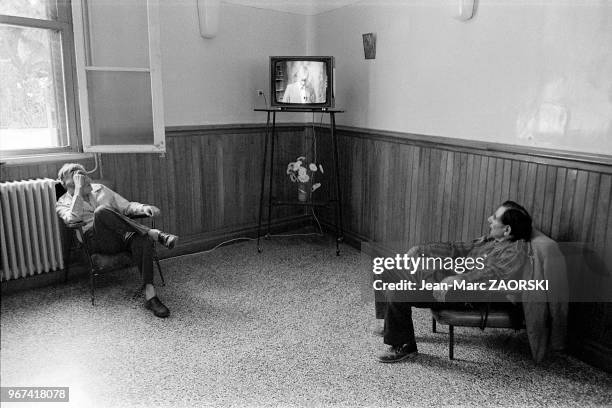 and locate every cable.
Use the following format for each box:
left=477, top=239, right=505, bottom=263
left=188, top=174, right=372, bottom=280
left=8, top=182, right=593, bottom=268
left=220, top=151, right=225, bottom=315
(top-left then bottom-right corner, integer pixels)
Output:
left=162, top=236, right=256, bottom=261
left=162, top=215, right=325, bottom=261
left=81, top=152, right=100, bottom=175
